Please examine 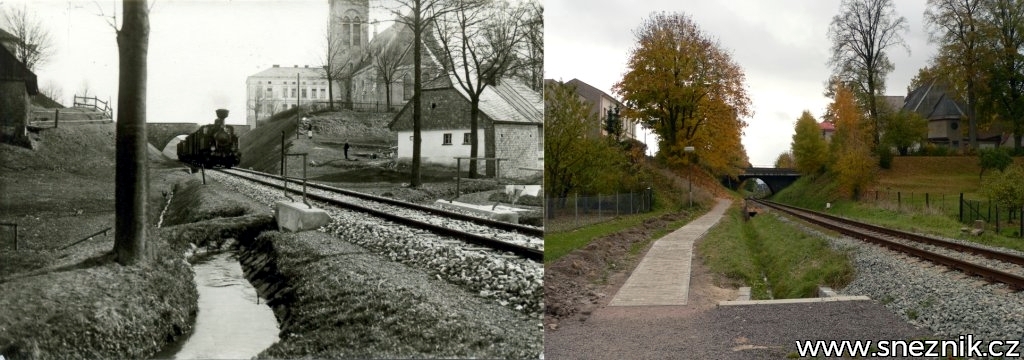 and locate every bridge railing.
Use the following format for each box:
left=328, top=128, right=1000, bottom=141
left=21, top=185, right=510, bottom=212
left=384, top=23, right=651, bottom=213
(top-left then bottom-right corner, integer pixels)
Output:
left=546, top=189, right=654, bottom=232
